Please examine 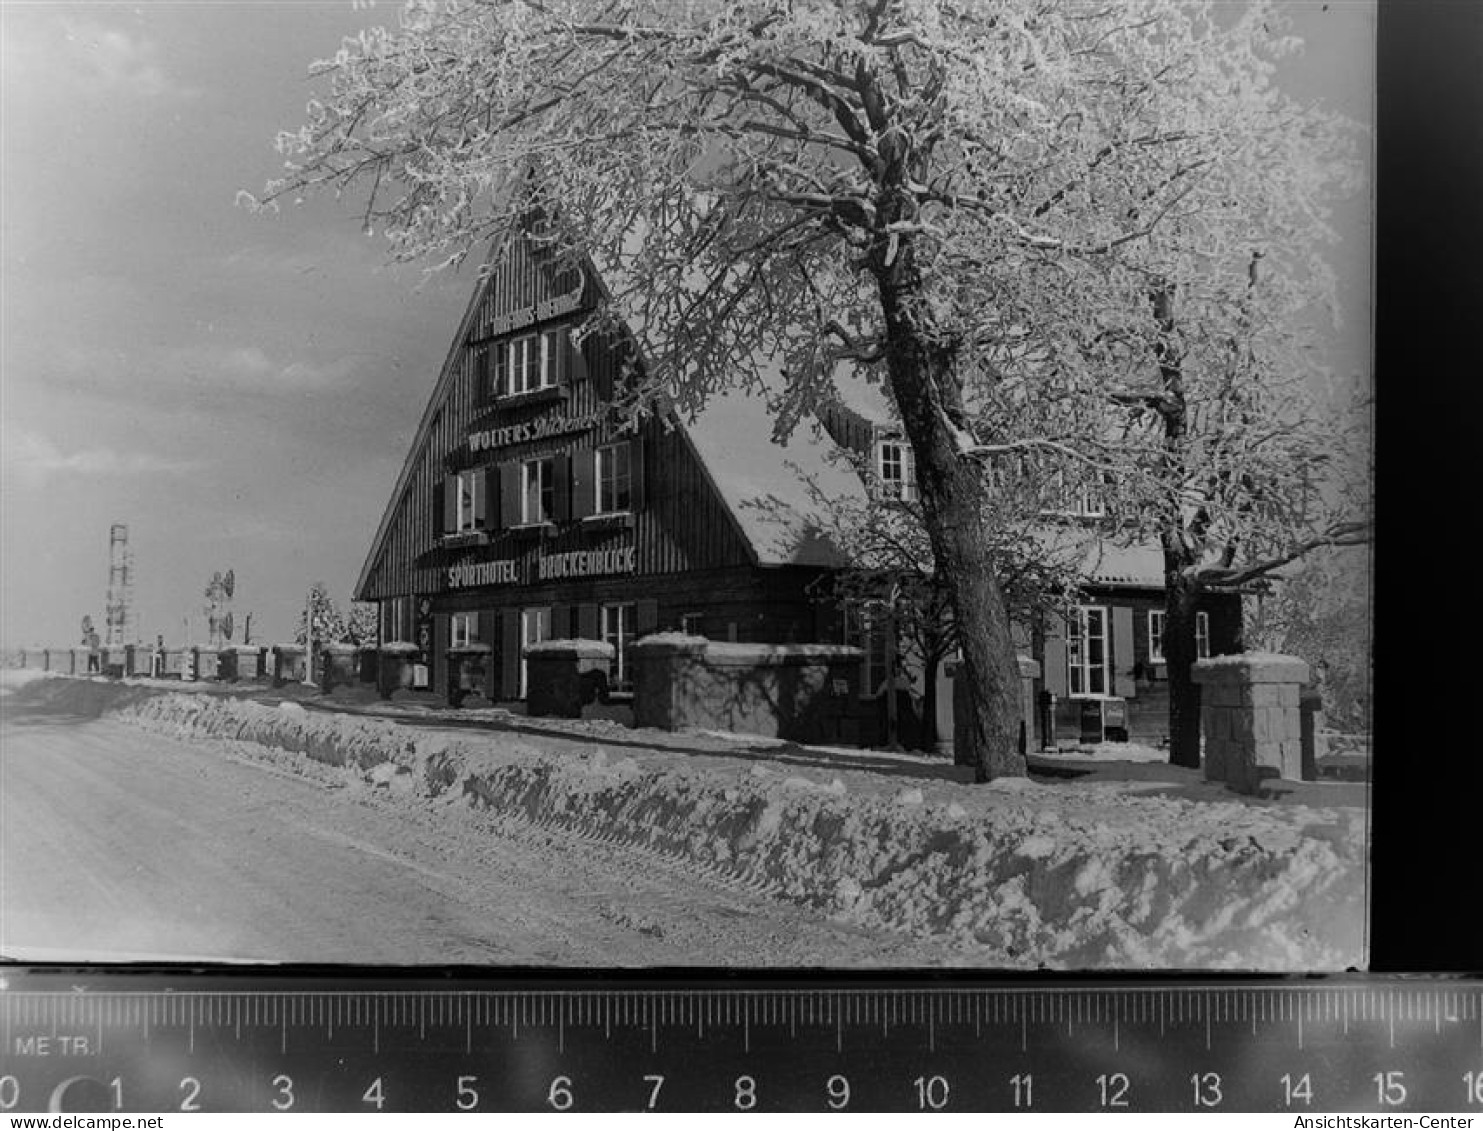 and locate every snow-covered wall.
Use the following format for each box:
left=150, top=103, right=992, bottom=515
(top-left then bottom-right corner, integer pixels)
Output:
left=6, top=675, right=1365, bottom=970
